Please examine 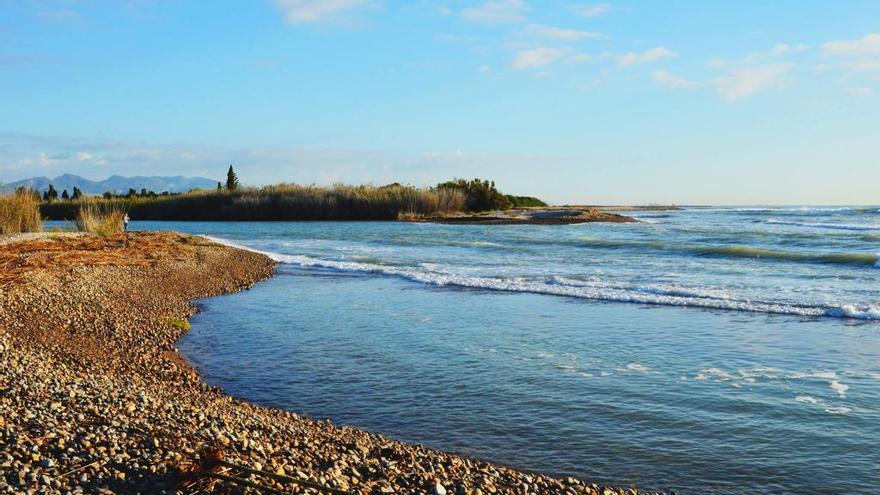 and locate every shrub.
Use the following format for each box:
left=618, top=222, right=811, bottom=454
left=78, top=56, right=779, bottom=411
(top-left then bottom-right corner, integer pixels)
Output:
left=506, top=195, right=548, bottom=208
left=76, top=200, right=127, bottom=236
left=0, top=188, right=43, bottom=234
left=436, top=178, right=512, bottom=211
